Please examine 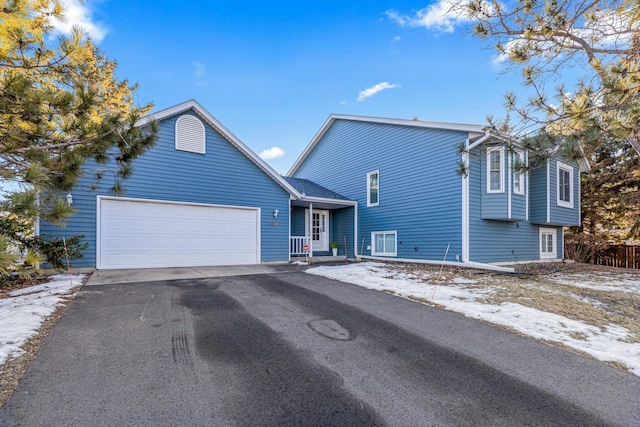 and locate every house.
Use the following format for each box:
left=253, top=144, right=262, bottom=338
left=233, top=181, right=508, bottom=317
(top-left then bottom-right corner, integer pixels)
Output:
left=40, top=102, right=587, bottom=271
left=288, top=114, right=589, bottom=268
left=39, top=100, right=354, bottom=270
